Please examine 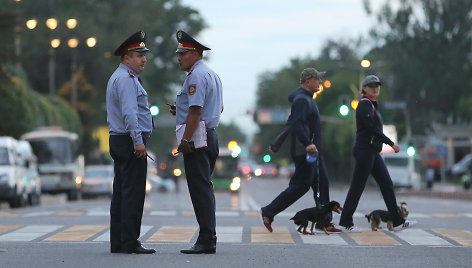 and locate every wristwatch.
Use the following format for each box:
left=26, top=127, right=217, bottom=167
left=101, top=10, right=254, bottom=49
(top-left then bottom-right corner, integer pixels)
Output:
left=181, top=139, right=190, bottom=145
